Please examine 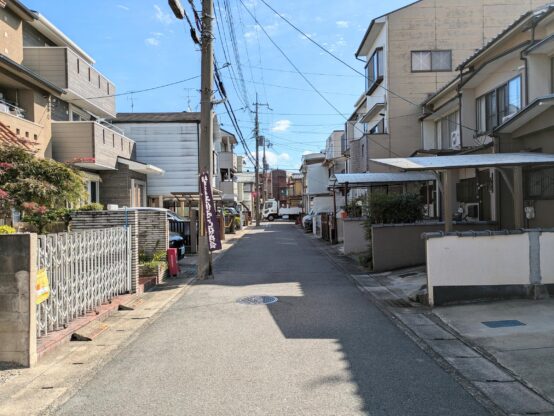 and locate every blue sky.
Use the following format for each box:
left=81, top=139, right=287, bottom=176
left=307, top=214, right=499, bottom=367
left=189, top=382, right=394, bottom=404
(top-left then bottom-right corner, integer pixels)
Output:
left=25, top=0, right=413, bottom=171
